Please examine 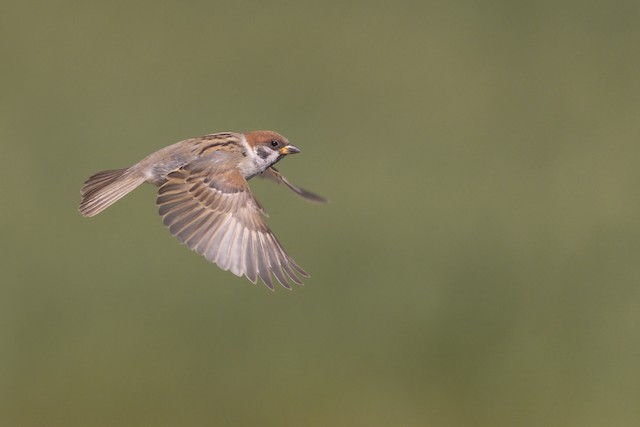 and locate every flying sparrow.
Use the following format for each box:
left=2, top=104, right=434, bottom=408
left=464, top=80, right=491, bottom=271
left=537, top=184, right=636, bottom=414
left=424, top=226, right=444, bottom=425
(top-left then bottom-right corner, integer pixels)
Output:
left=79, top=130, right=327, bottom=290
